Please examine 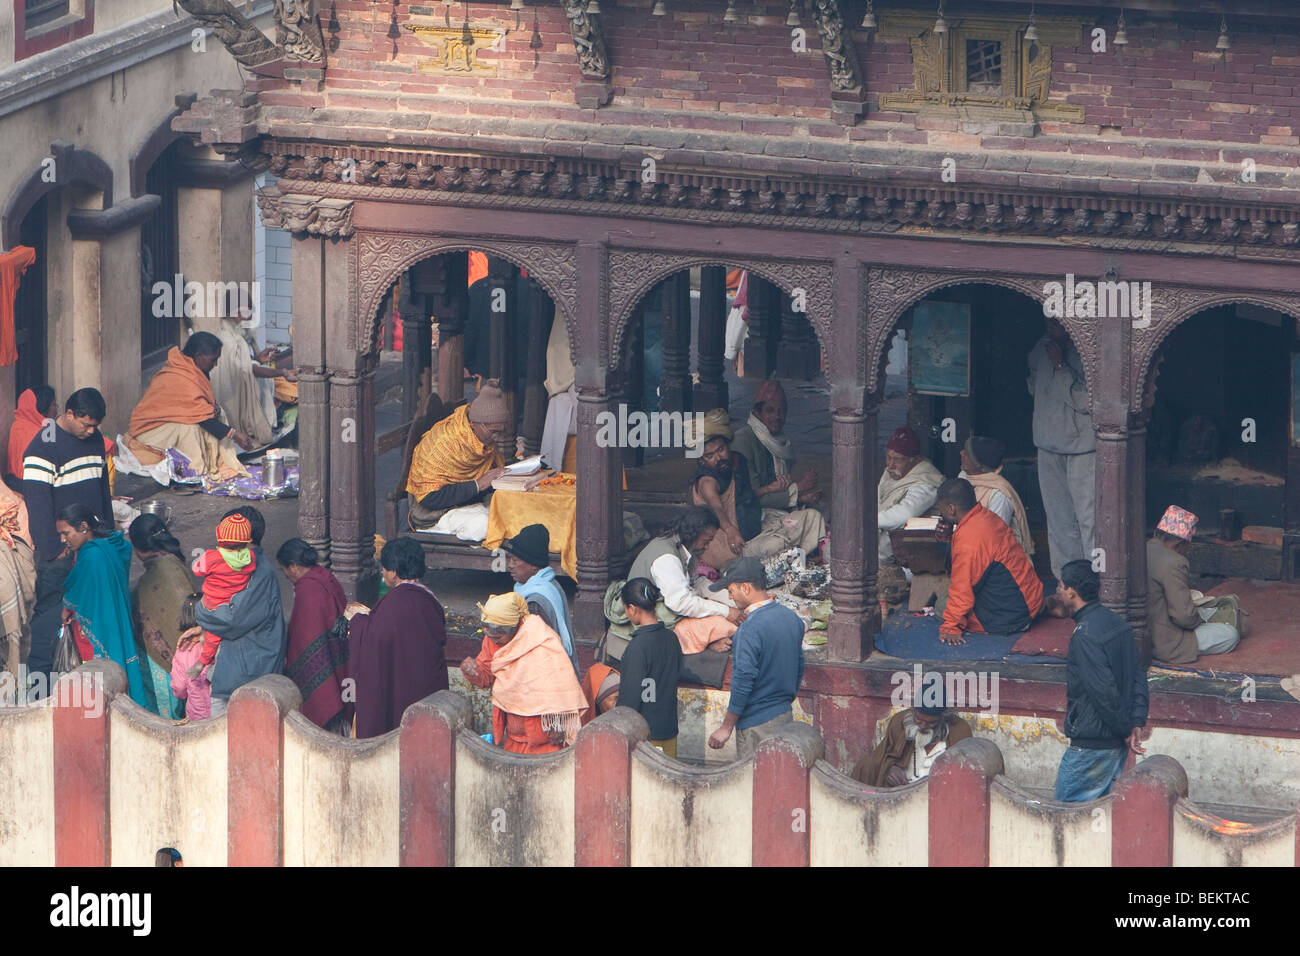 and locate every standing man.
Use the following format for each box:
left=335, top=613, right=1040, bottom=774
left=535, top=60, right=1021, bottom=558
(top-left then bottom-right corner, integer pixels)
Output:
left=1028, top=318, right=1095, bottom=578
left=503, top=523, right=577, bottom=673
left=706, top=557, right=805, bottom=759
left=192, top=507, right=287, bottom=719
left=1054, top=560, right=1148, bottom=802
left=21, top=388, right=114, bottom=560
